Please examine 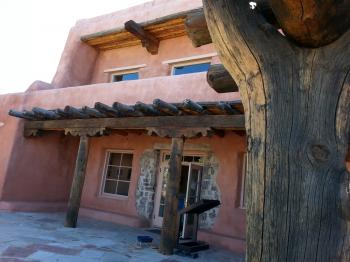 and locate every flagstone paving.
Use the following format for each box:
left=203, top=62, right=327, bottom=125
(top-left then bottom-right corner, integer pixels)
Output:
left=0, top=212, right=244, bottom=262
